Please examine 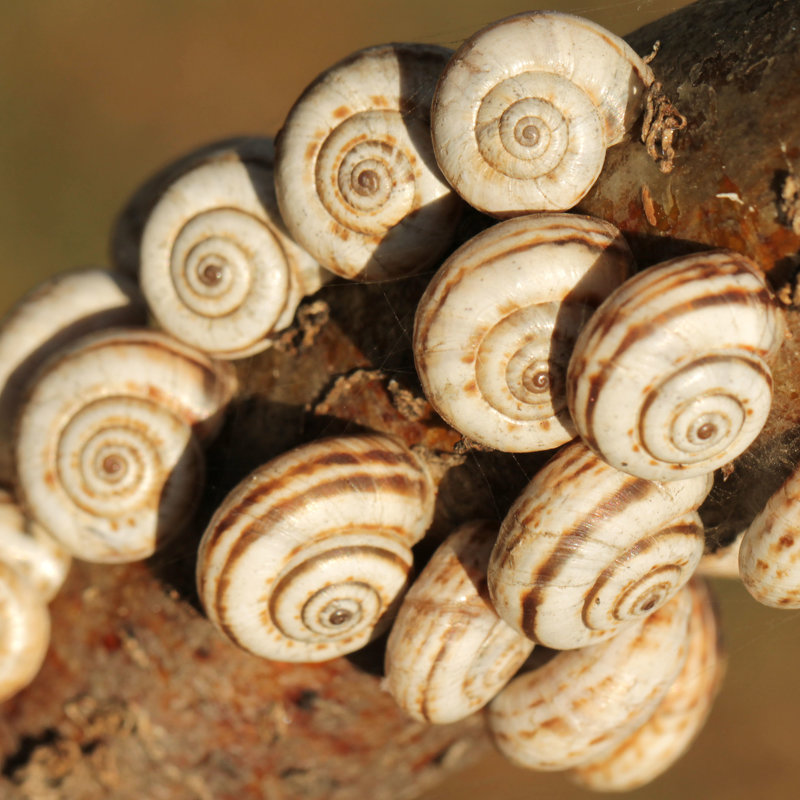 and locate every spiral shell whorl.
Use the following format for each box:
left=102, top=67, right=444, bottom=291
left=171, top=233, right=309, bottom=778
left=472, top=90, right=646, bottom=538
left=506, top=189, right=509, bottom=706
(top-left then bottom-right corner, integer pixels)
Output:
left=431, top=11, right=654, bottom=216
left=572, top=578, right=723, bottom=791
left=568, top=251, right=785, bottom=480
left=488, top=586, right=692, bottom=770
left=0, top=268, right=146, bottom=483
left=413, top=214, right=633, bottom=452
left=140, top=140, right=324, bottom=359
left=384, top=520, right=534, bottom=723
left=197, top=433, right=436, bottom=662
left=275, top=44, right=462, bottom=281
left=15, top=329, right=236, bottom=563
left=488, top=441, right=711, bottom=649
